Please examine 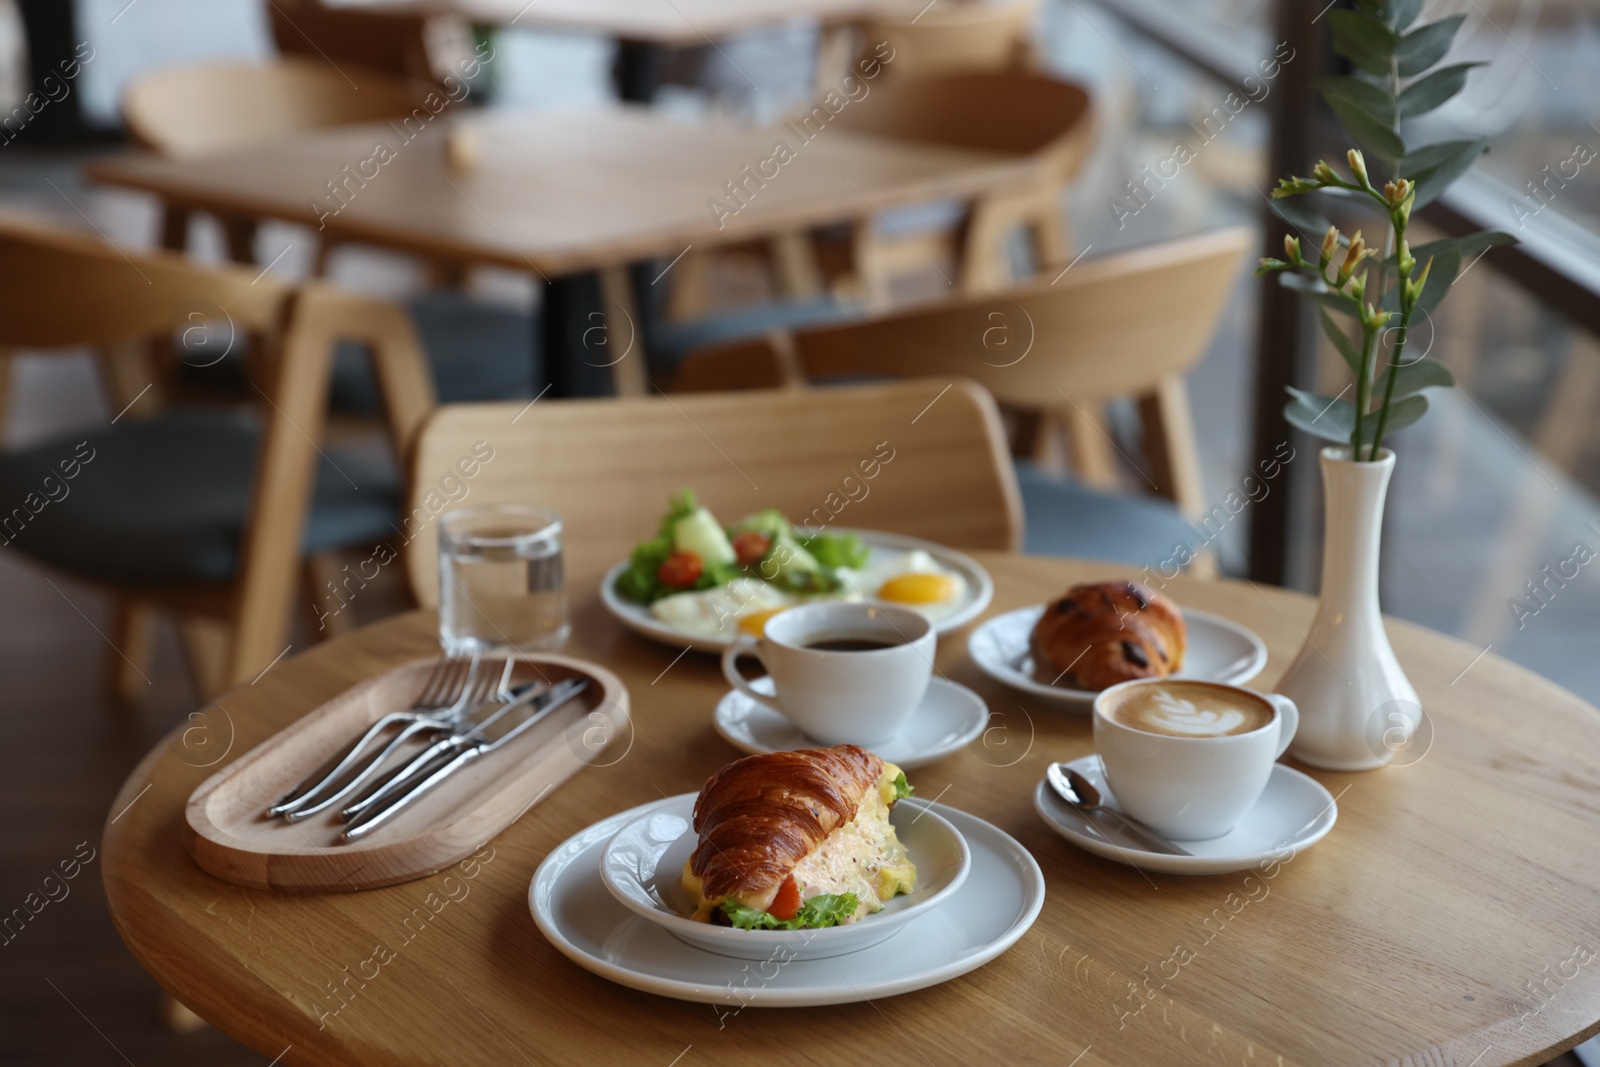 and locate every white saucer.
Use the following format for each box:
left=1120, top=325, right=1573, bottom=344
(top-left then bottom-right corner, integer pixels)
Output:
left=1033, top=755, right=1338, bottom=875
left=713, top=676, right=988, bottom=769
left=598, top=796, right=970, bottom=960
left=530, top=796, right=1045, bottom=1006
left=968, top=605, right=1268, bottom=709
